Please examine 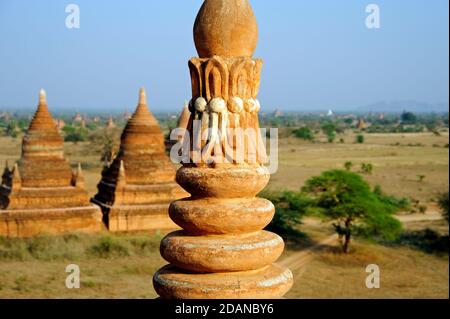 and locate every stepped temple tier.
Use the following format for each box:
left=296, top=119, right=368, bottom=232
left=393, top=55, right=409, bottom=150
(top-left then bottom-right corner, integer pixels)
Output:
left=153, top=0, right=293, bottom=299
left=92, top=88, right=187, bottom=232
left=0, top=90, right=104, bottom=238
